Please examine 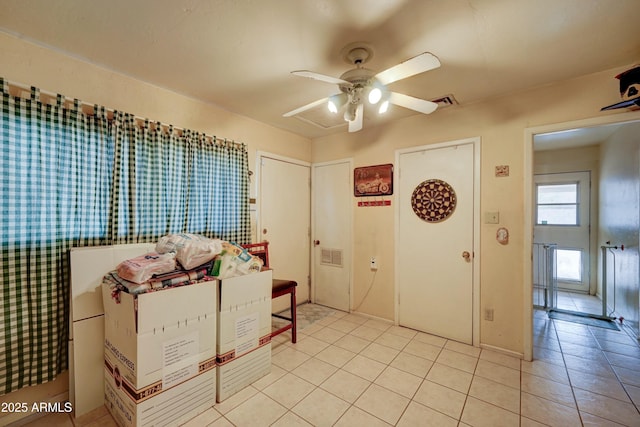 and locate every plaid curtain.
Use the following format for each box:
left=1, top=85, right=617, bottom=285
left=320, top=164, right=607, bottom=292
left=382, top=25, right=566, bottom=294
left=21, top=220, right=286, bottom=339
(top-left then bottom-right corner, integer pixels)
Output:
left=0, top=80, right=250, bottom=395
